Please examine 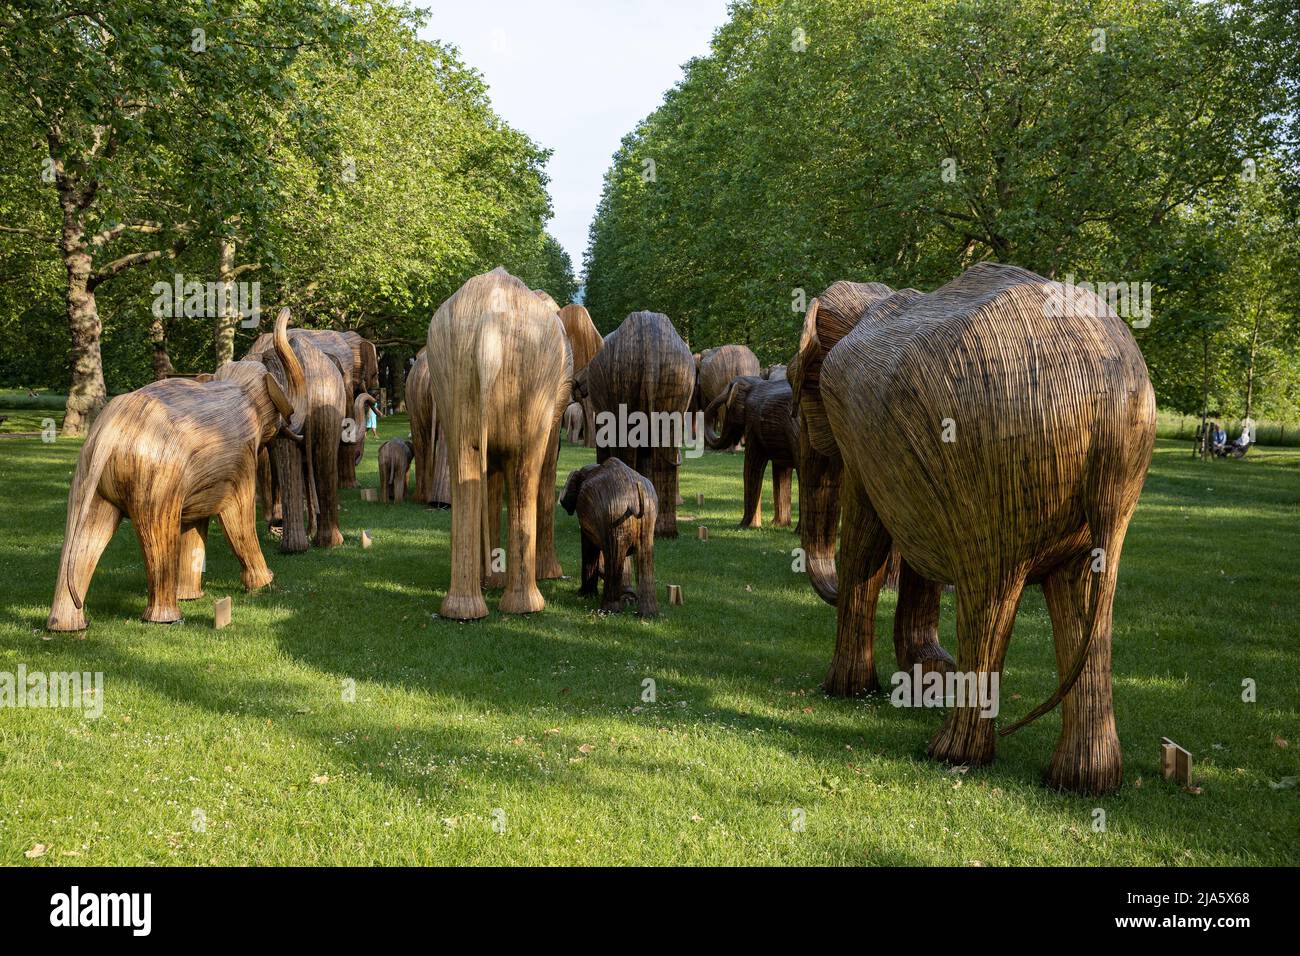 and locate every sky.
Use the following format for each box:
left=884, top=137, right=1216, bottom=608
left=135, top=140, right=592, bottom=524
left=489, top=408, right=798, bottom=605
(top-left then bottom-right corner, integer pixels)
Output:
left=417, top=0, right=732, bottom=278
